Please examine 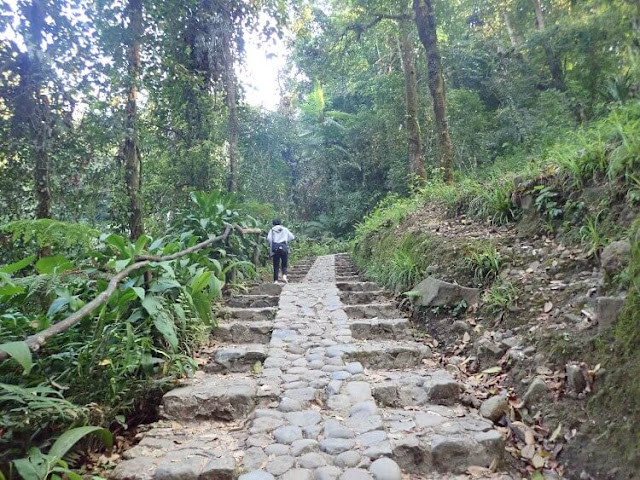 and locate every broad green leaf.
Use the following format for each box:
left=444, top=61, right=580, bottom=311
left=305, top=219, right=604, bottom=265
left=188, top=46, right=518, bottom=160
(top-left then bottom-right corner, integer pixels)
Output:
left=0, top=284, right=25, bottom=296
left=192, top=291, right=212, bottom=325
left=13, top=447, right=48, bottom=480
left=49, top=426, right=113, bottom=459
left=114, top=259, right=131, bottom=272
left=134, top=235, right=152, bottom=255
left=0, top=341, right=33, bottom=375
left=153, top=314, right=178, bottom=350
left=149, top=280, right=181, bottom=293
left=141, top=296, right=163, bottom=316
left=0, top=254, right=36, bottom=274
left=105, top=234, right=127, bottom=255
left=157, top=261, right=175, bottom=277
left=47, top=297, right=70, bottom=318
left=190, top=271, right=212, bottom=293
left=149, top=237, right=164, bottom=251
left=209, top=275, right=223, bottom=299
left=132, top=287, right=146, bottom=300
left=35, top=255, right=74, bottom=275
